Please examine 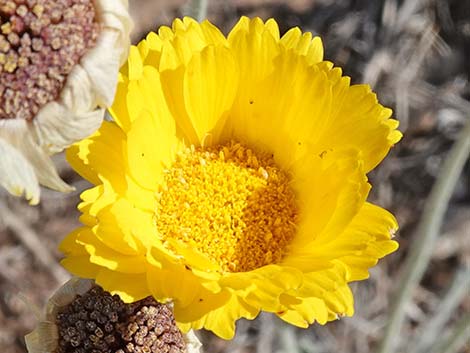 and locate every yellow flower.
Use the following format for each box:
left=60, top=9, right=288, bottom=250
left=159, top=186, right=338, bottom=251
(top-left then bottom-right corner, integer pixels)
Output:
left=60, top=17, right=402, bottom=339
left=0, top=0, right=132, bottom=204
